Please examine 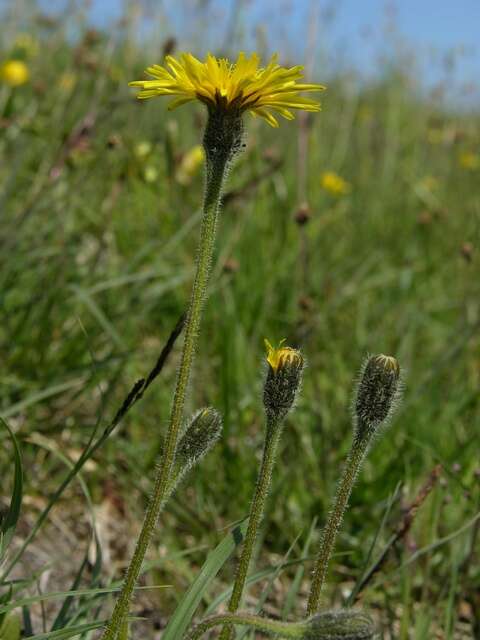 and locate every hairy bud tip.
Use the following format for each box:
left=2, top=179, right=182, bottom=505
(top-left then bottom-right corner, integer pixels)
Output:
left=355, top=353, right=401, bottom=440
left=263, top=339, right=304, bottom=421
